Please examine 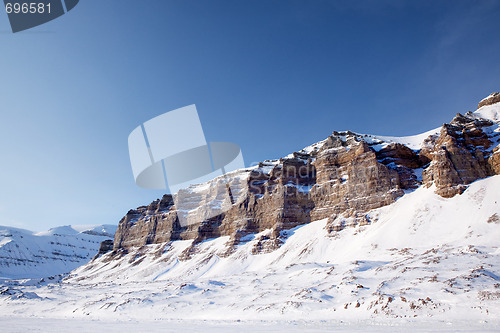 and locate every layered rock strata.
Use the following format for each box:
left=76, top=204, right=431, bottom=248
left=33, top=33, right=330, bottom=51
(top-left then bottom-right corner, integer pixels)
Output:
left=110, top=96, right=500, bottom=256
left=422, top=112, right=498, bottom=197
